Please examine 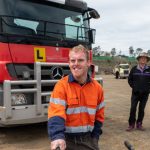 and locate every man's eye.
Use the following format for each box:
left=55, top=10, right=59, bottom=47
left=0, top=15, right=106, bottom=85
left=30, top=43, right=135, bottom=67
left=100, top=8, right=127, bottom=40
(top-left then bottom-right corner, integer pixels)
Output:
left=78, top=59, right=84, bottom=62
left=70, top=60, right=75, bottom=63
left=70, top=59, right=84, bottom=63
